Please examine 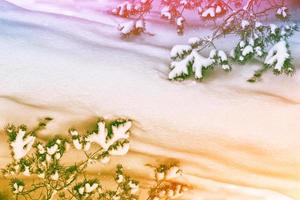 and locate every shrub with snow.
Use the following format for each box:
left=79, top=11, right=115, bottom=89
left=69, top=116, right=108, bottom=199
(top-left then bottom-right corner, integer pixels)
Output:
left=1, top=118, right=189, bottom=200
left=168, top=1, right=297, bottom=82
